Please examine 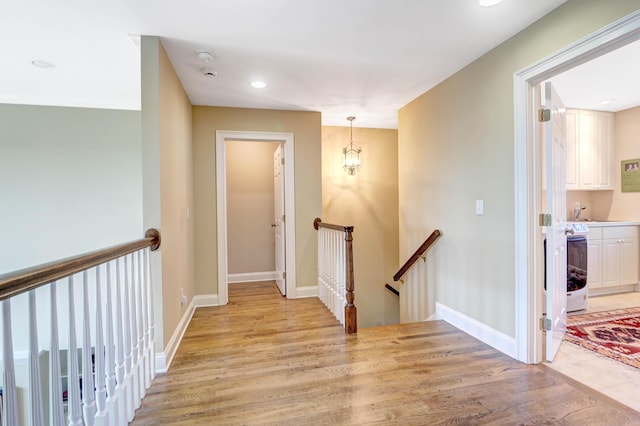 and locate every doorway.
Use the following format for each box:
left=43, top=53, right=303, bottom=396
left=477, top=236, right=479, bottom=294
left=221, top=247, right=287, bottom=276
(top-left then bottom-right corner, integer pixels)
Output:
left=215, top=130, right=297, bottom=306
left=514, top=11, right=640, bottom=364
left=225, top=140, right=282, bottom=289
